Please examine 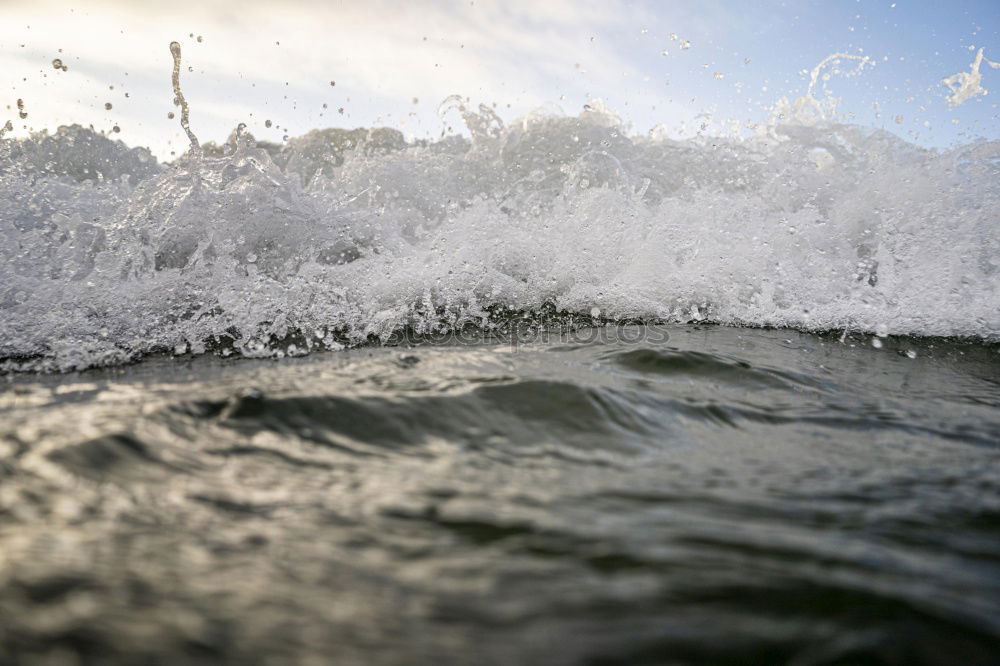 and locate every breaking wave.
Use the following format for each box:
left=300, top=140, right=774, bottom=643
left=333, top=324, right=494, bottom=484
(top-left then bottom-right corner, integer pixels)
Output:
left=1, top=71, right=998, bottom=371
